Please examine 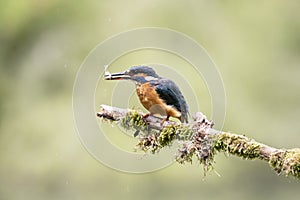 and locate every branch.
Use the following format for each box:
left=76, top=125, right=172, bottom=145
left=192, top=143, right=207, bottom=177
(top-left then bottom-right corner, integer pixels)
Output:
left=97, top=104, right=300, bottom=179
